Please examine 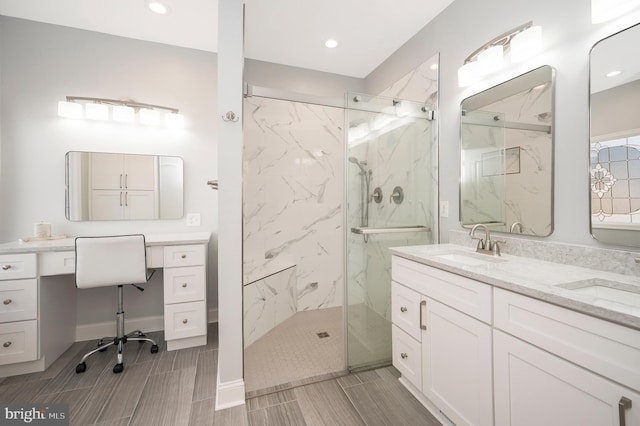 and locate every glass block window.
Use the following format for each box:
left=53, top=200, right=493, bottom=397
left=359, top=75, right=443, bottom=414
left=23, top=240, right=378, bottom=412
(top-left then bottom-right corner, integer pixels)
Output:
left=591, top=135, right=640, bottom=225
